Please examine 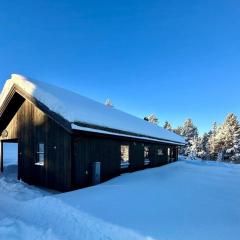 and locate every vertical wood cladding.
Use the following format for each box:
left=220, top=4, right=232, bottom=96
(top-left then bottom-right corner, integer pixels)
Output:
left=73, top=135, right=121, bottom=189
left=129, top=142, right=145, bottom=171
left=0, top=94, right=180, bottom=192
left=72, top=133, right=179, bottom=189
left=0, top=99, right=71, bottom=191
